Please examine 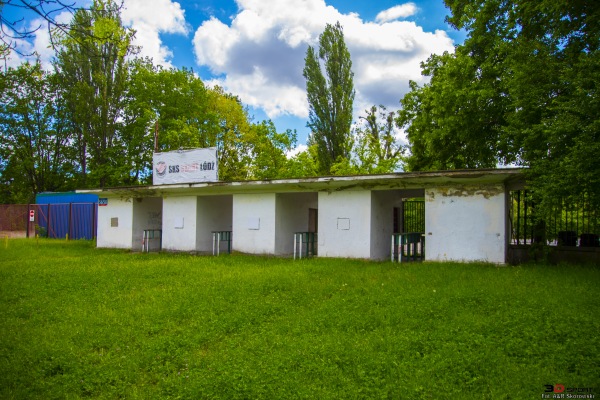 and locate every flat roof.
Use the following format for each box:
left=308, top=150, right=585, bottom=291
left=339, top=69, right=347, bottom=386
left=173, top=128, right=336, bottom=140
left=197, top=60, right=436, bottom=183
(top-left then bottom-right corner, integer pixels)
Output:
left=77, top=168, right=526, bottom=198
